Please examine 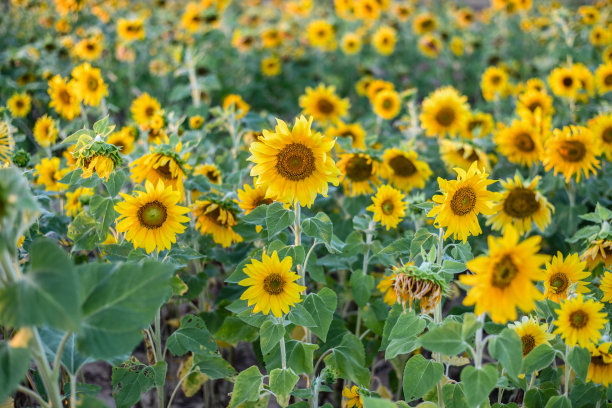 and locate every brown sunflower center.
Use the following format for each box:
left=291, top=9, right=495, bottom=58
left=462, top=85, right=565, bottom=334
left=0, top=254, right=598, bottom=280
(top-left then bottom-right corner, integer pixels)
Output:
left=276, top=143, right=315, bottom=181
left=491, top=75, right=501, bottom=85
left=340, top=130, right=356, bottom=140
left=263, top=273, right=286, bottom=295
left=591, top=355, right=607, bottom=367
left=457, top=147, right=480, bottom=163
left=345, top=156, right=373, bottom=182
left=468, top=120, right=482, bottom=131
left=549, top=272, right=569, bottom=294
left=87, top=77, right=99, bottom=91
left=569, top=310, right=589, bottom=329
left=316, top=98, right=335, bottom=114
left=521, top=334, right=536, bottom=356
left=421, top=19, right=433, bottom=30
left=602, top=127, right=612, bottom=143
left=15, top=100, right=24, bottom=108
left=86, top=43, right=95, bottom=51
left=562, top=76, right=574, bottom=88
left=256, top=195, right=274, bottom=207
left=59, top=90, right=72, bottom=104
left=527, top=101, right=542, bottom=112
left=155, top=162, right=173, bottom=180
left=206, top=170, right=219, bottom=183
left=137, top=200, right=167, bottom=229
left=435, top=106, right=456, bottom=127
left=381, top=199, right=394, bottom=215
left=389, top=155, right=417, bottom=177
left=381, top=97, right=393, bottom=109
left=145, top=106, right=156, bottom=118
left=491, top=254, right=519, bottom=289
left=605, top=74, right=612, bottom=86
left=450, top=186, right=476, bottom=215
left=558, top=140, right=586, bottom=162
left=514, top=132, right=535, bottom=152
left=503, top=188, right=539, bottom=218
